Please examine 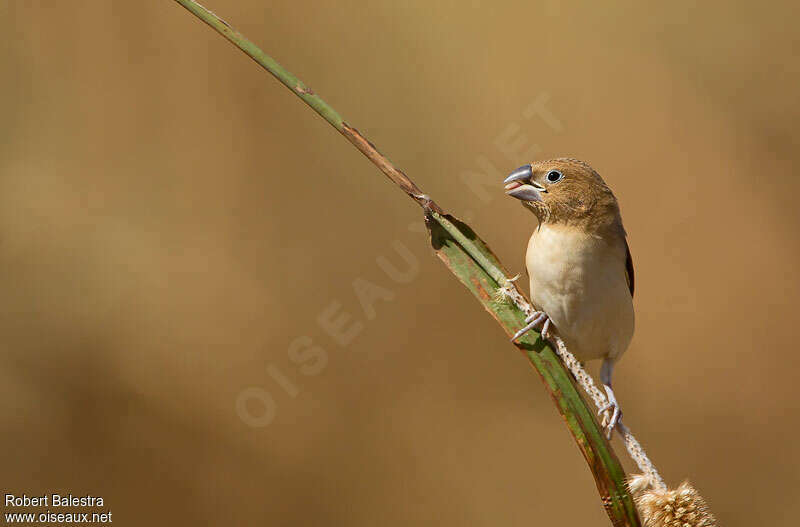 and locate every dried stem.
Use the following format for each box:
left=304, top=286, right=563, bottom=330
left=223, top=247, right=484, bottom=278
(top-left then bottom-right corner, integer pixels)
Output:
left=173, top=1, right=643, bottom=524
